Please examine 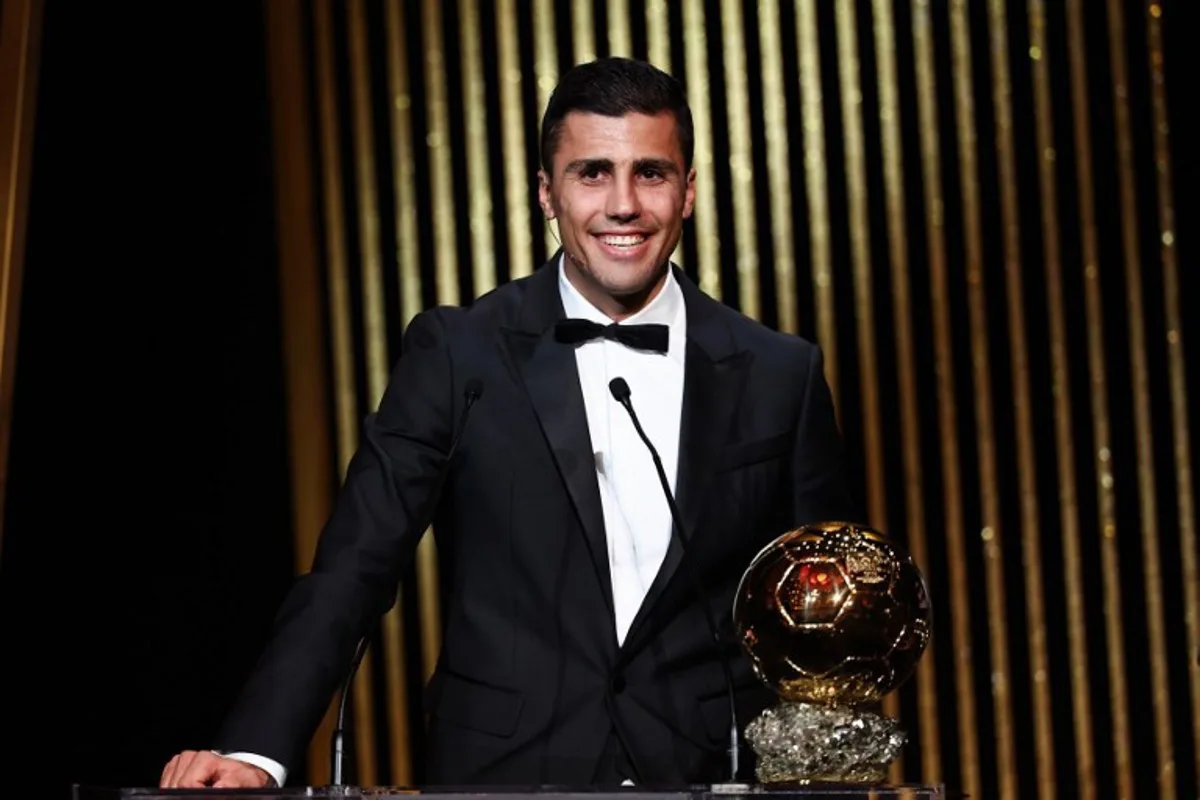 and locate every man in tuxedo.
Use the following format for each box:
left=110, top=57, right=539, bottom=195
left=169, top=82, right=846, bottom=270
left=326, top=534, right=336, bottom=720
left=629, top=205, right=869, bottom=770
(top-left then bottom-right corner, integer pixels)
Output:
left=160, top=56, right=854, bottom=790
